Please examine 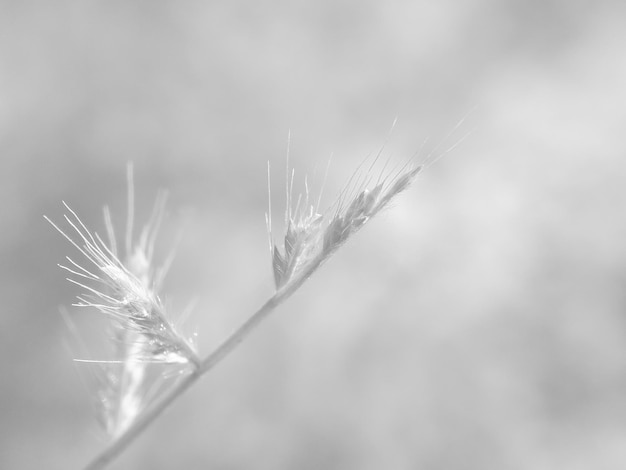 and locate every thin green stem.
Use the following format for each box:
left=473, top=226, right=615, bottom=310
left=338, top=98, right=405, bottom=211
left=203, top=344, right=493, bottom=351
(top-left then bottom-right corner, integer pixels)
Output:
left=84, top=255, right=324, bottom=470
